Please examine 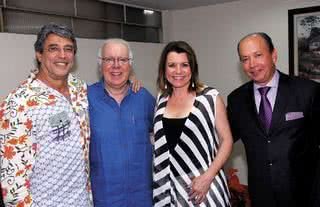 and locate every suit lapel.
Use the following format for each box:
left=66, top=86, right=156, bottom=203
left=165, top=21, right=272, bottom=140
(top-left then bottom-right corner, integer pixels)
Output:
left=245, top=82, right=267, bottom=133
left=269, top=73, right=290, bottom=135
